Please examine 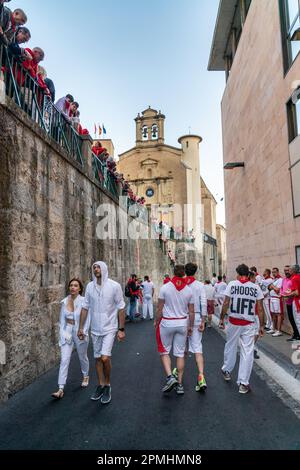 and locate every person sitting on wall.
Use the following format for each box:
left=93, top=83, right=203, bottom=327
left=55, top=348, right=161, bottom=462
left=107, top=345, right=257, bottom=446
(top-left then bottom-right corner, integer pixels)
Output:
left=0, top=7, right=27, bottom=46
